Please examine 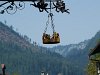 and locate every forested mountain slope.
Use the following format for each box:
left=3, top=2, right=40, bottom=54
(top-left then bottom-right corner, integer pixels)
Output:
left=0, top=22, right=79, bottom=75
